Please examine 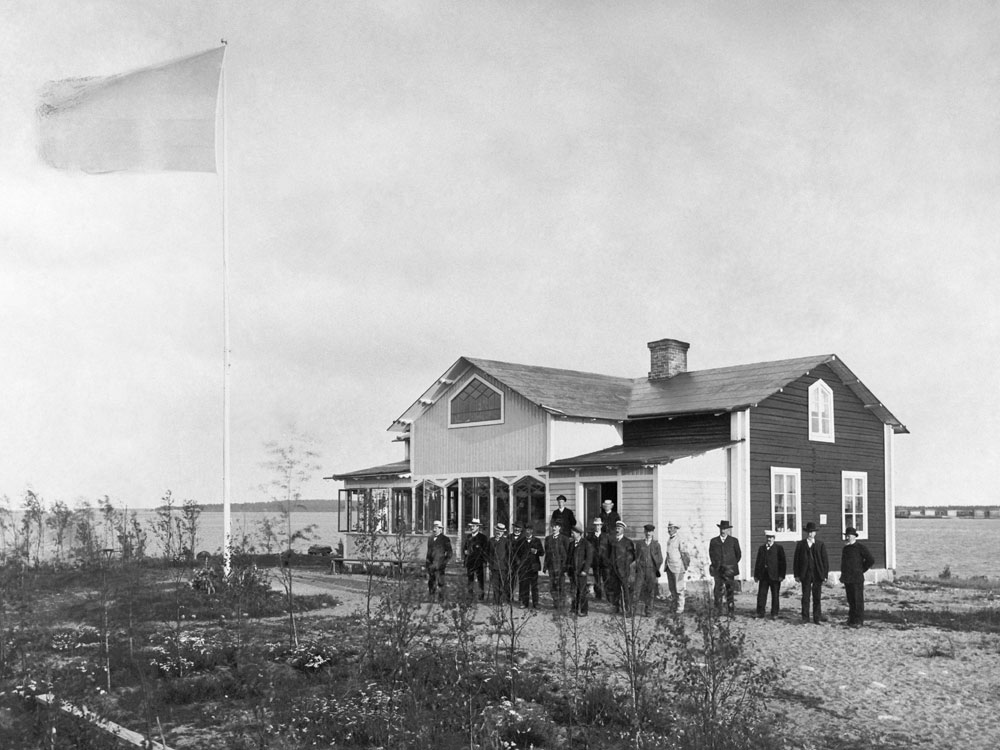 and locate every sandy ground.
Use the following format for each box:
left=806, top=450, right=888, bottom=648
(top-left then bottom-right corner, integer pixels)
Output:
left=285, top=570, right=1000, bottom=749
